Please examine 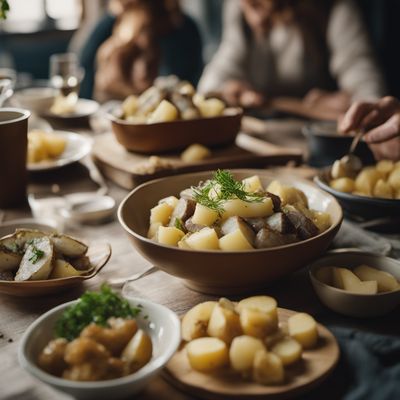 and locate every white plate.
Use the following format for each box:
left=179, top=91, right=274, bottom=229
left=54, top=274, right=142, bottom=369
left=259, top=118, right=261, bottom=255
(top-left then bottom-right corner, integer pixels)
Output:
left=0, top=218, right=58, bottom=238
left=28, top=130, right=92, bottom=171
left=42, top=98, right=99, bottom=119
